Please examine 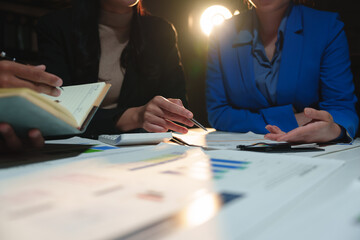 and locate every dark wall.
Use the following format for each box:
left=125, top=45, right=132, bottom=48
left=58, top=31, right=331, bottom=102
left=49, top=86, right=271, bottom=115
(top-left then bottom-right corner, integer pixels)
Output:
left=314, top=0, right=360, bottom=132
left=0, top=0, right=71, bottom=63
